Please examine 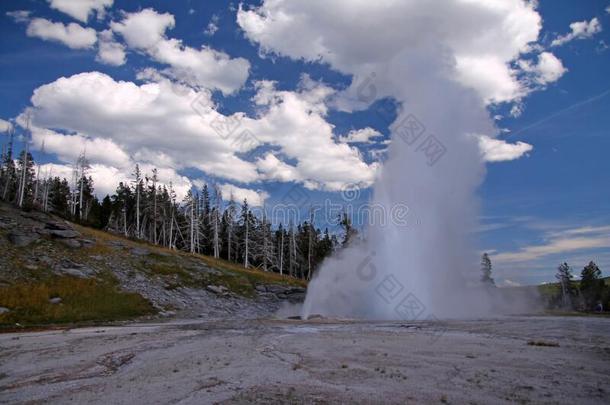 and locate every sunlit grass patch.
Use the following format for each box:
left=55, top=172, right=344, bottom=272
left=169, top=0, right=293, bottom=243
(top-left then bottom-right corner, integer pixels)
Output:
left=75, top=222, right=307, bottom=289
left=0, top=276, right=155, bottom=328
left=196, top=255, right=307, bottom=288
left=145, top=261, right=197, bottom=285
